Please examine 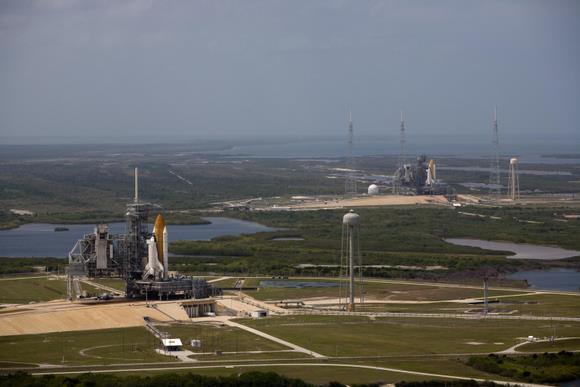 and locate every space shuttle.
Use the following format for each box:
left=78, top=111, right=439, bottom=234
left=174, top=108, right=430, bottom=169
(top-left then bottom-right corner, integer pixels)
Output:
left=426, top=159, right=436, bottom=187
left=143, top=213, right=169, bottom=280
